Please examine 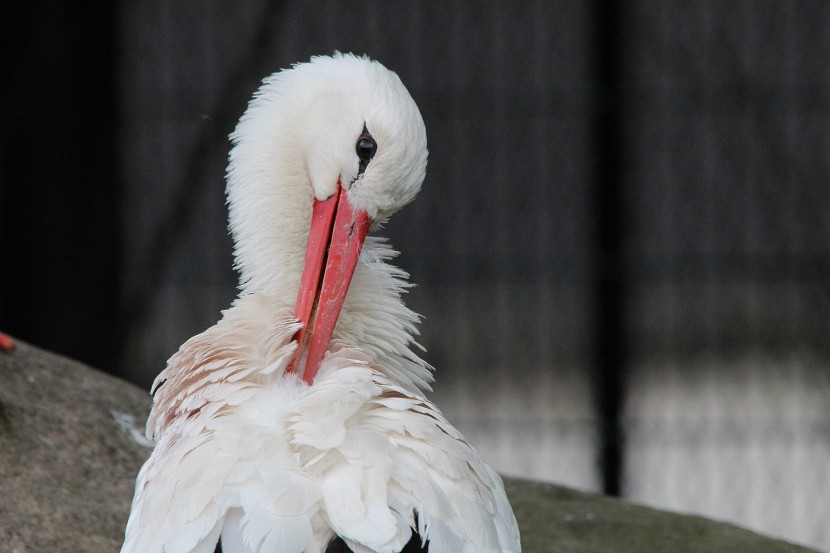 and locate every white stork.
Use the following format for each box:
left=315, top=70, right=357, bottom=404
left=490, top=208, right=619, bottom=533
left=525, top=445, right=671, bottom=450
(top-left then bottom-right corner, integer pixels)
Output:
left=122, top=53, right=521, bottom=553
